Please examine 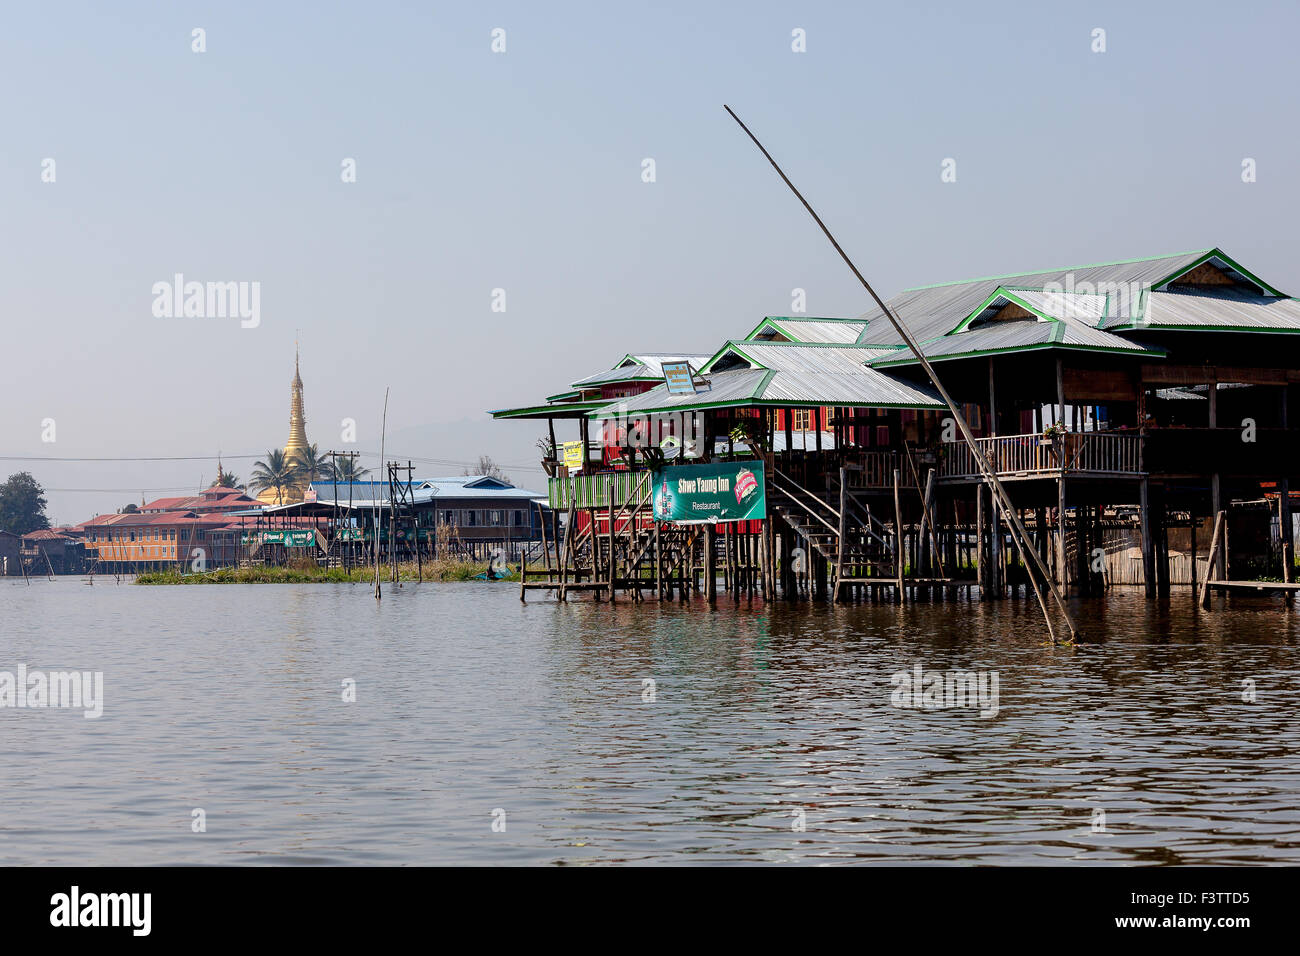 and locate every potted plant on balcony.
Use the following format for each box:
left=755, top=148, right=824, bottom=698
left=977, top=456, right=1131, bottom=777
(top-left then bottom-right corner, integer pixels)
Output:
left=729, top=419, right=769, bottom=457
left=537, top=437, right=559, bottom=478
left=1040, top=421, right=1066, bottom=446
